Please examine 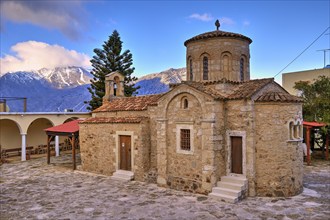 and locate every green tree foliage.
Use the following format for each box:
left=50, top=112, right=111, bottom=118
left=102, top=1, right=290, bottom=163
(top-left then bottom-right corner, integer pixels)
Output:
left=87, top=30, right=139, bottom=111
left=294, top=75, right=330, bottom=124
